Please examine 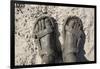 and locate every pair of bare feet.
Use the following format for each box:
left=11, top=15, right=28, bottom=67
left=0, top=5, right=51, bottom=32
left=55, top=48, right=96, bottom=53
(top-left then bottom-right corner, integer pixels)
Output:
left=33, top=16, right=84, bottom=64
